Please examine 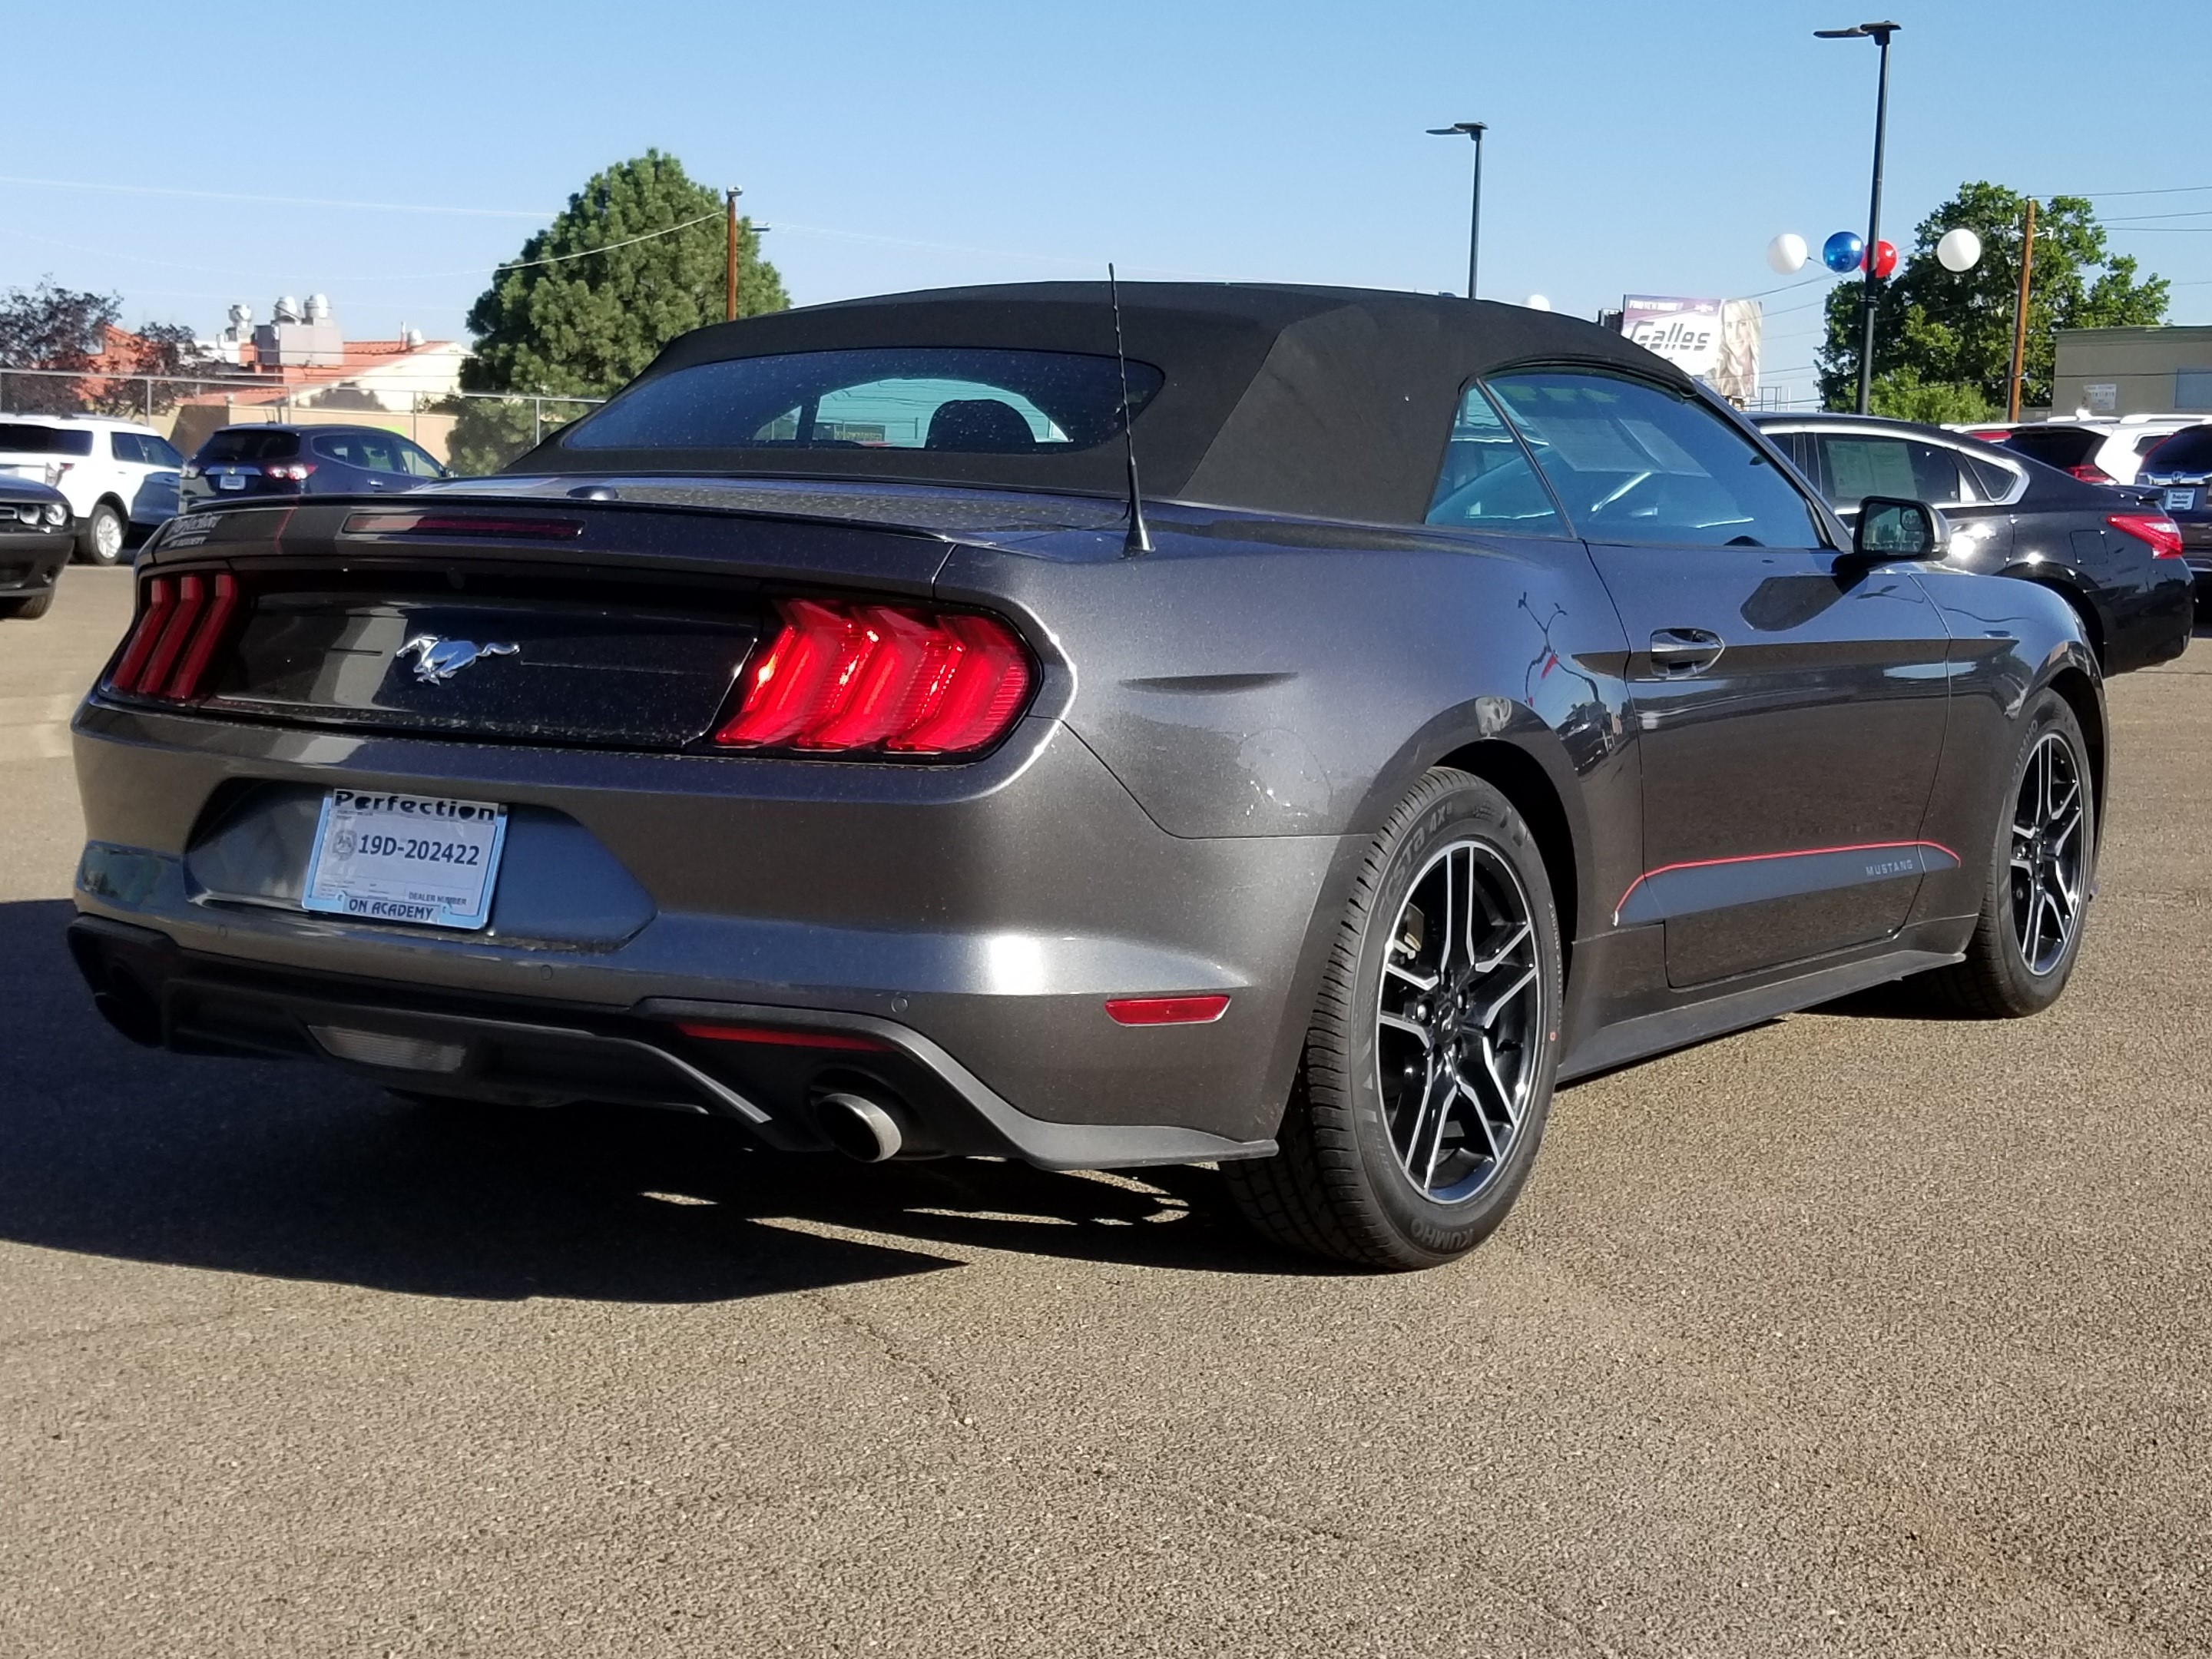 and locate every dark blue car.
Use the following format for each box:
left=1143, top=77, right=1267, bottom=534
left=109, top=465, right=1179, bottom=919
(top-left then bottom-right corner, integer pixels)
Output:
left=180, top=424, right=449, bottom=509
